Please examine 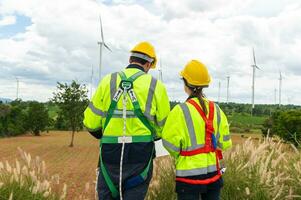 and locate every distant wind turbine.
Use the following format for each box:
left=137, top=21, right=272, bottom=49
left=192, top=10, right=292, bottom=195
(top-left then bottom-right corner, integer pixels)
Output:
left=15, top=77, right=19, bottom=100
left=226, top=76, right=230, bottom=103
left=251, top=47, right=261, bottom=115
left=274, top=88, right=277, bottom=105
left=97, top=14, right=111, bottom=80
left=218, top=81, right=221, bottom=103
left=279, top=71, right=283, bottom=107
